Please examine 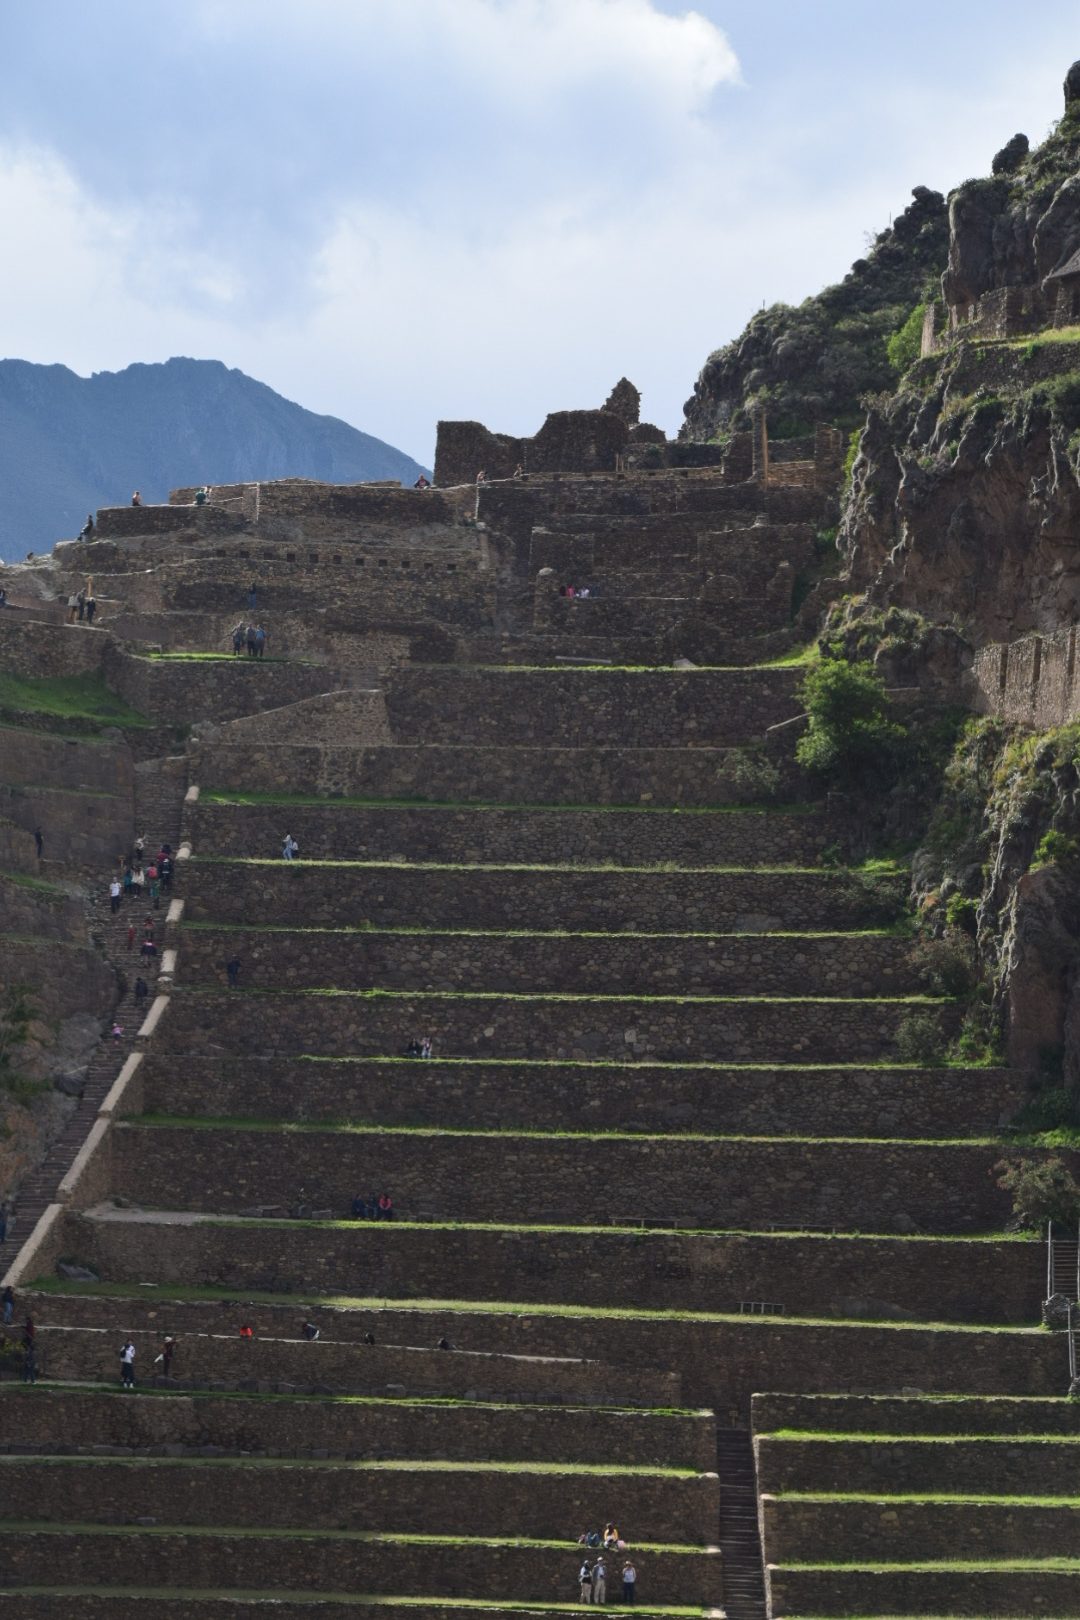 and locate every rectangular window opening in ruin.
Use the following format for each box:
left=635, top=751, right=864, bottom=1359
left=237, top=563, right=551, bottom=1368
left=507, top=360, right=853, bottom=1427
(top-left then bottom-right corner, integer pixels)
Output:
left=286, top=552, right=296, bottom=562
left=238, top=549, right=249, bottom=559
left=332, top=555, right=342, bottom=564
left=446, top=563, right=457, bottom=572
left=378, top=558, right=388, bottom=567
left=309, top=553, right=318, bottom=563
left=263, top=550, right=273, bottom=559
left=356, top=557, right=365, bottom=566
